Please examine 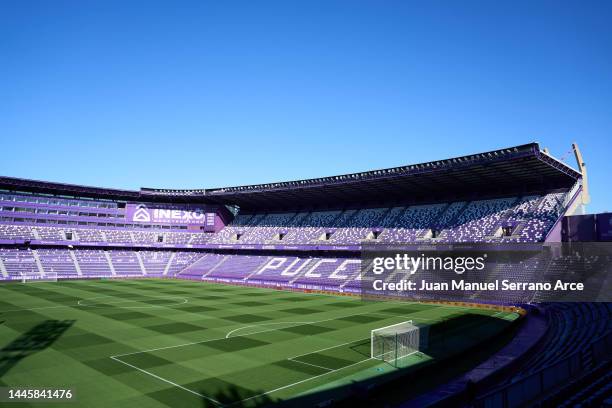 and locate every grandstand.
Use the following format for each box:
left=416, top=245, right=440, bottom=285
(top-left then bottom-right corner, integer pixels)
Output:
left=0, top=142, right=610, bottom=407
